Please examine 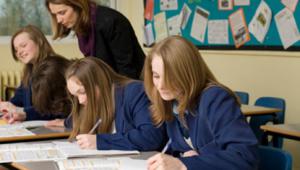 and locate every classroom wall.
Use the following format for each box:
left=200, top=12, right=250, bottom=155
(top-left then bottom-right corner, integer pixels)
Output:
left=0, top=42, right=83, bottom=72
left=0, top=0, right=299, bottom=168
